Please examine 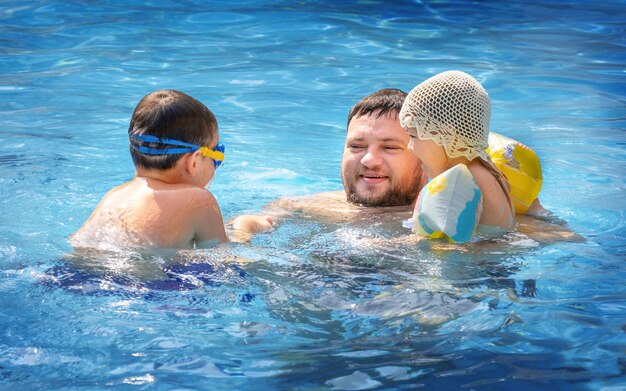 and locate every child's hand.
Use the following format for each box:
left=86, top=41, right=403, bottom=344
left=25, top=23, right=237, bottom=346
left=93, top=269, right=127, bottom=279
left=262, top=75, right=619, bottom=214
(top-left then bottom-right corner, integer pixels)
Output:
left=231, top=215, right=274, bottom=234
